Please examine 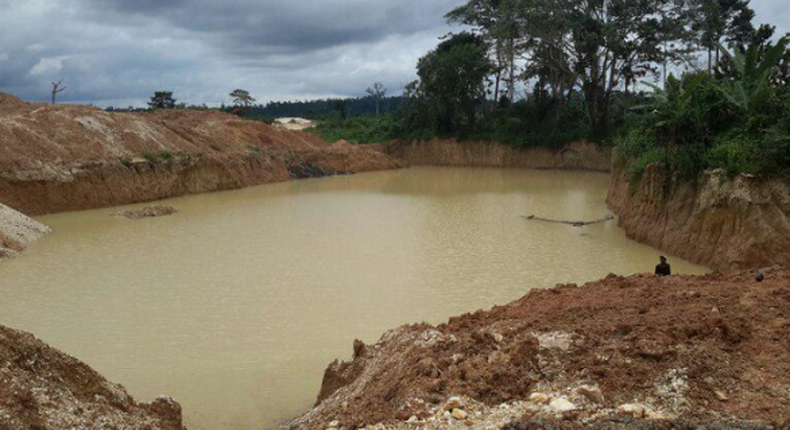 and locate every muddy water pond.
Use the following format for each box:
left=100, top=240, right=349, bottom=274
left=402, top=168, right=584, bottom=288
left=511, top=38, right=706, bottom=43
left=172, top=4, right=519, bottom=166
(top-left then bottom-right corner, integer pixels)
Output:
left=0, top=167, right=707, bottom=429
